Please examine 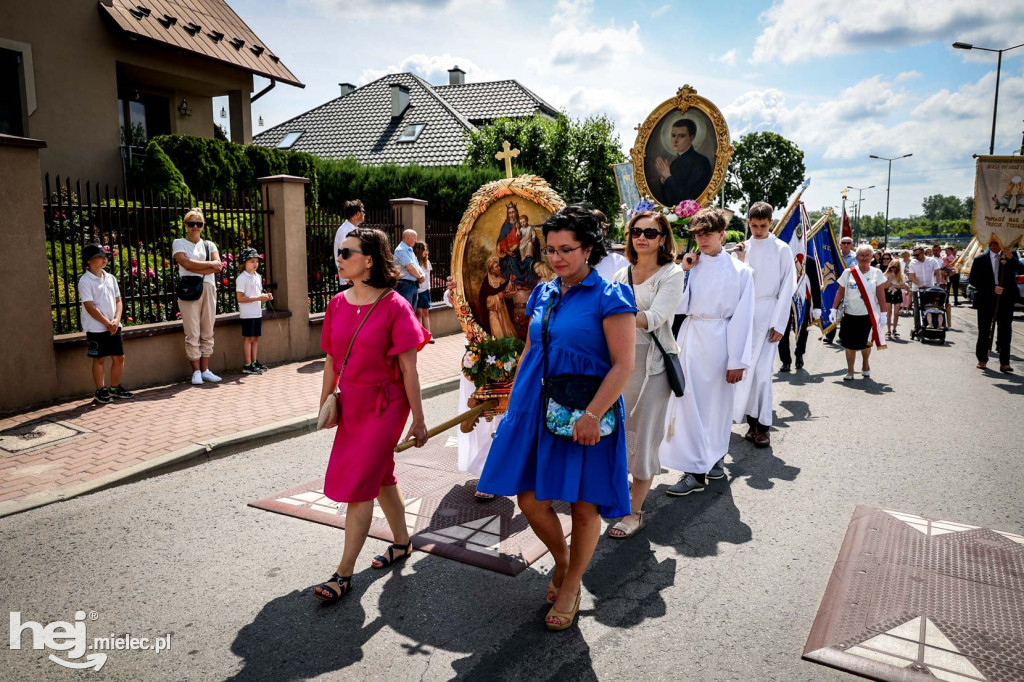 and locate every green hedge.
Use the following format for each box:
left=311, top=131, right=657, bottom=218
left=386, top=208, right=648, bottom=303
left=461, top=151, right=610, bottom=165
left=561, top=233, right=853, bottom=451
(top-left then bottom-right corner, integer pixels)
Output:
left=316, top=158, right=502, bottom=222
left=148, top=134, right=319, bottom=202
left=145, top=135, right=503, bottom=221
